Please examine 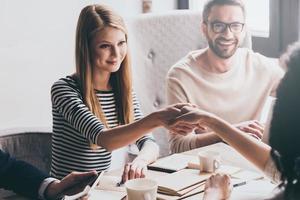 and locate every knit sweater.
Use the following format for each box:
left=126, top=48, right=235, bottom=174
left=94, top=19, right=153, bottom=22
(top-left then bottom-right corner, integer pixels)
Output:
left=166, top=48, right=284, bottom=153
